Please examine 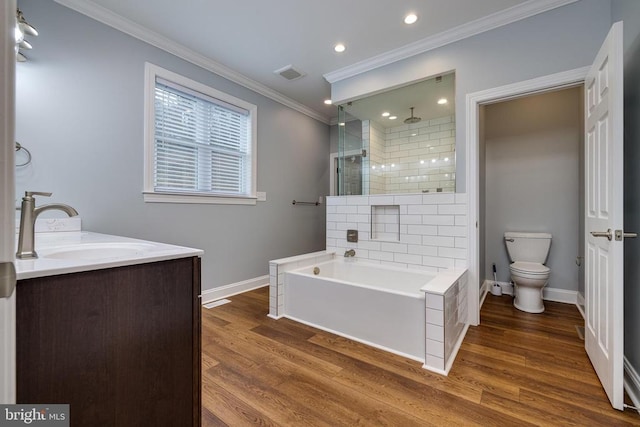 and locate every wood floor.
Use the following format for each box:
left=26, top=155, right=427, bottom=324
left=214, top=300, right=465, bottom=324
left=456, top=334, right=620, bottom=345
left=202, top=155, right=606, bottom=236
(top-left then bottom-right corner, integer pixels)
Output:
left=201, top=287, right=640, bottom=426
